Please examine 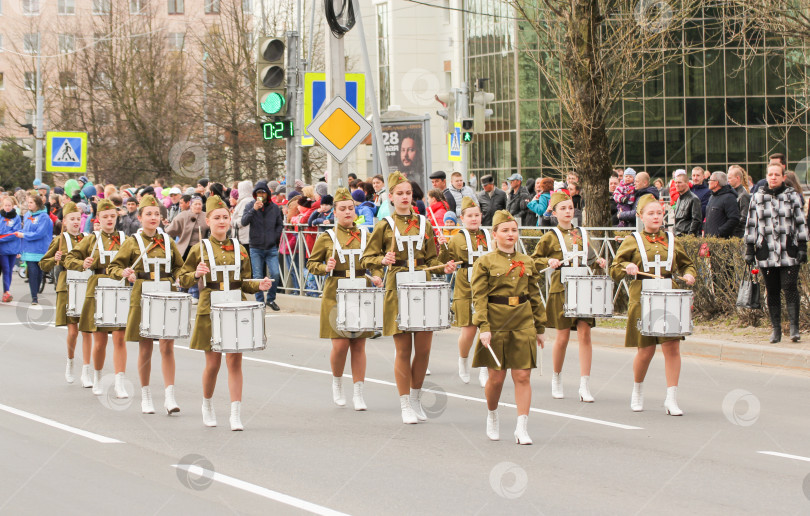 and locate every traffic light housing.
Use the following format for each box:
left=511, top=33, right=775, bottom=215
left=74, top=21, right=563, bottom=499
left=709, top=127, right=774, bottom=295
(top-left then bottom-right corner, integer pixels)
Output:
left=473, top=90, right=494, bottom=133
left=257, top=37, right=287, bottom=117
left=461, top=118, right=473, bottom=143
left=435, top=92, right=456, bottom=135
